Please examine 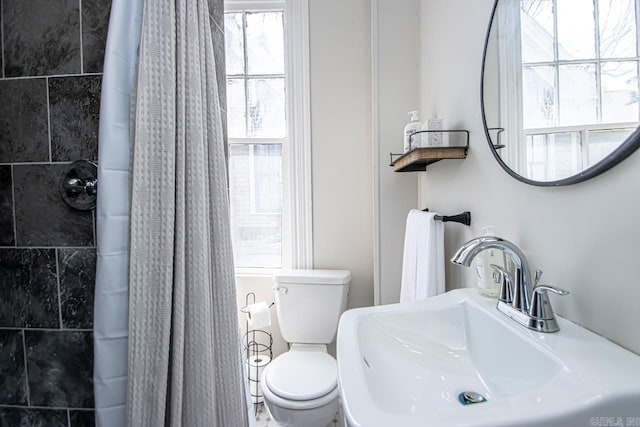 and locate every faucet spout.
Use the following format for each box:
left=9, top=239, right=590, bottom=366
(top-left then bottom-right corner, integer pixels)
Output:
left=451, top=236, right=532, bottom=311
left=452, top=236, right=568, bottom=333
